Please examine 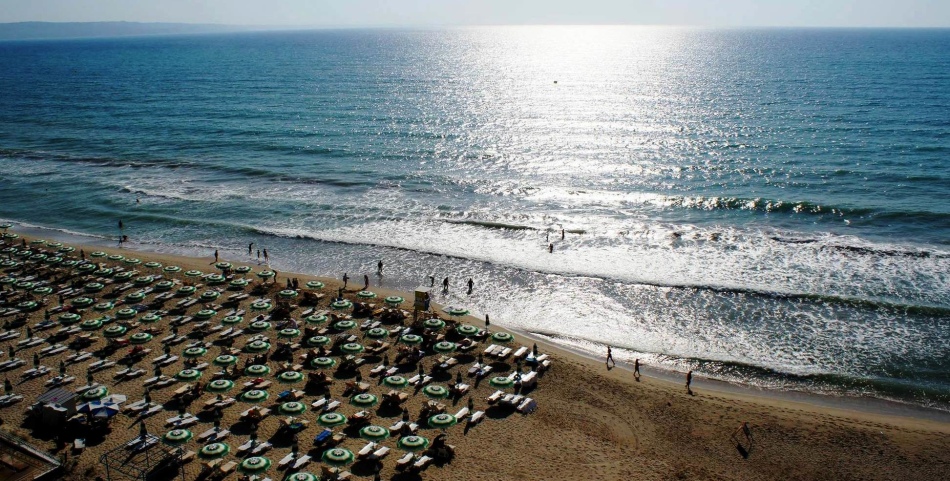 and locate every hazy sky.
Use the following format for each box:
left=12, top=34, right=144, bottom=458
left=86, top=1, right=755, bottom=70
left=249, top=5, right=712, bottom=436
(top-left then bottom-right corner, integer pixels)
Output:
left=1, top=0, right=948, bottom=27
